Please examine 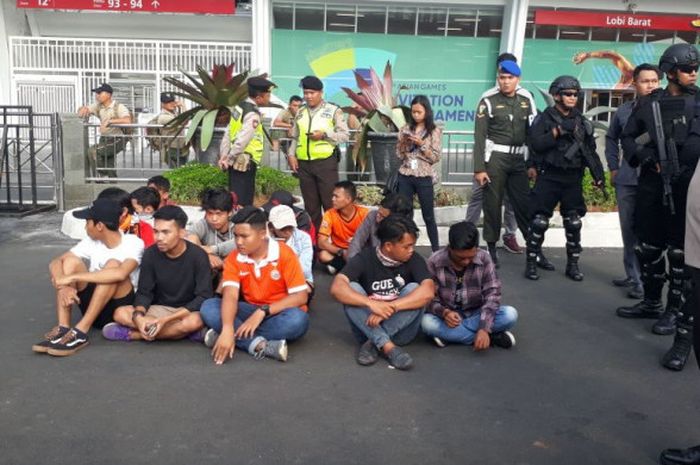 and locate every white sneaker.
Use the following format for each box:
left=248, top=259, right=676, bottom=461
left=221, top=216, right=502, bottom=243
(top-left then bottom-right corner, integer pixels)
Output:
left=326, top=265, right=338, bottom=275
left=432, top=336, right=447, bottom=348
left=204, top=328, right=219, bottom=348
